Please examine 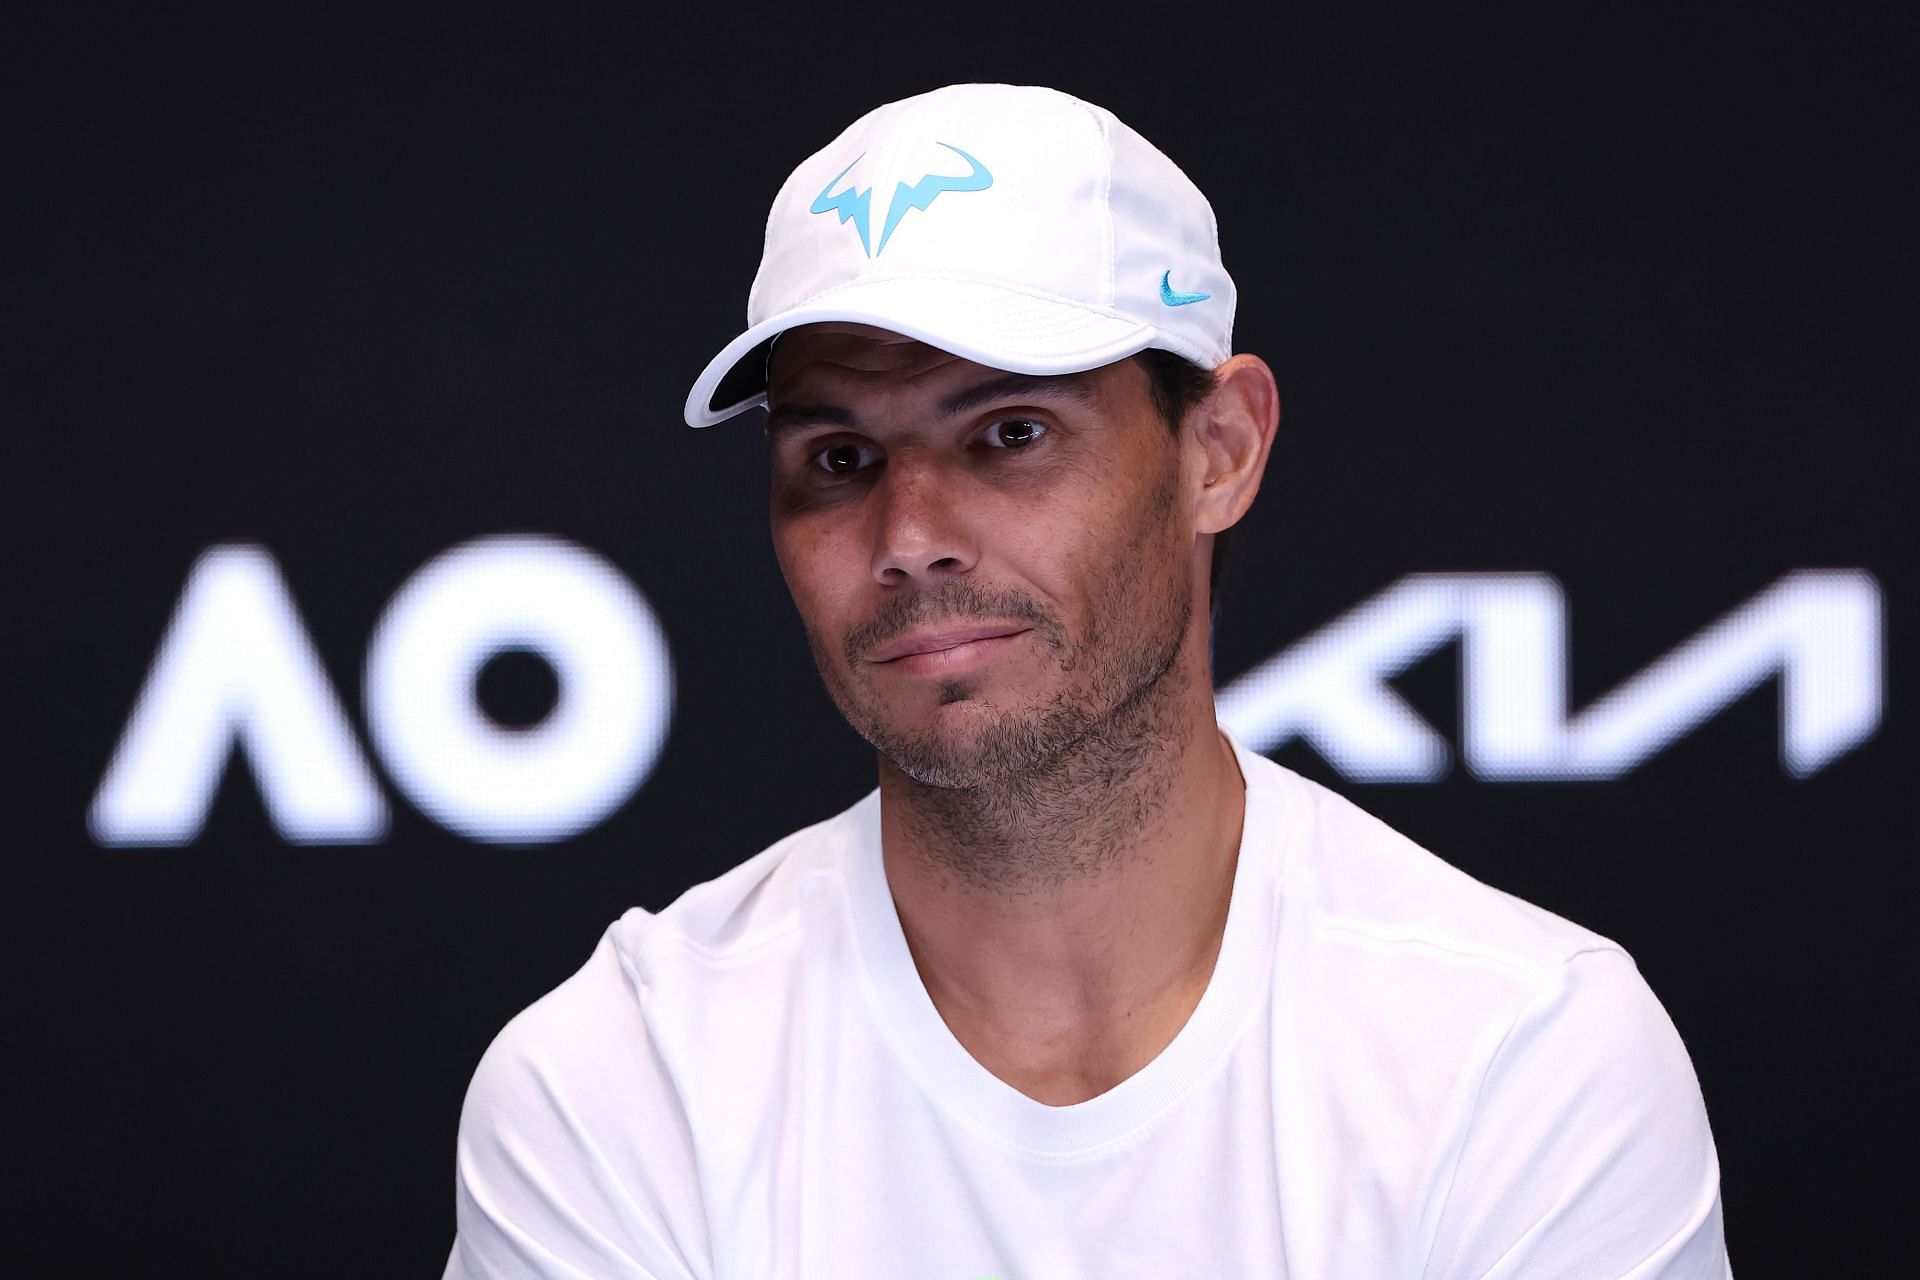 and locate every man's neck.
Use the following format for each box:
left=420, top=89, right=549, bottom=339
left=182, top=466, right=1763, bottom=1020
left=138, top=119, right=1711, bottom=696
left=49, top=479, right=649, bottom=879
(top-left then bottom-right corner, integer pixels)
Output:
left=875, top=657, right=1248, bottom=1106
